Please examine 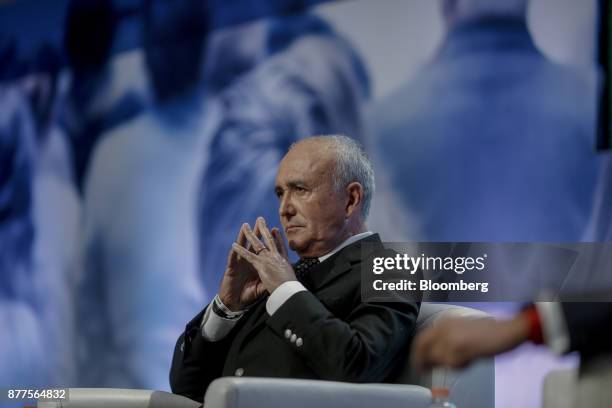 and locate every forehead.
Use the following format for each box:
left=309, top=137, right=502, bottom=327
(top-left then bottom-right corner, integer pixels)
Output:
left=275, top=141, right=334, bottom=185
